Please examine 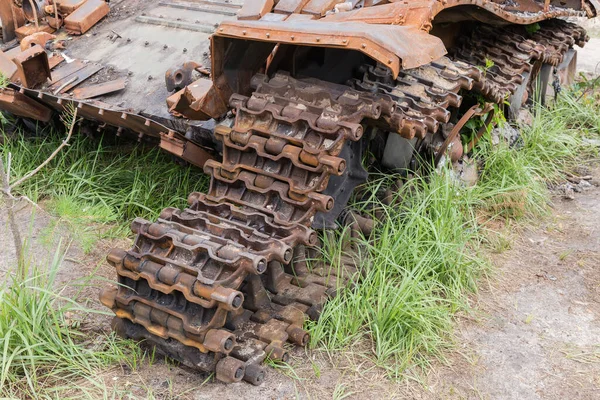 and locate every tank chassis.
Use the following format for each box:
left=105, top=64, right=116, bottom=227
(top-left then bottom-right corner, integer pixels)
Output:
left=0, top=0, right=596, bottom=385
